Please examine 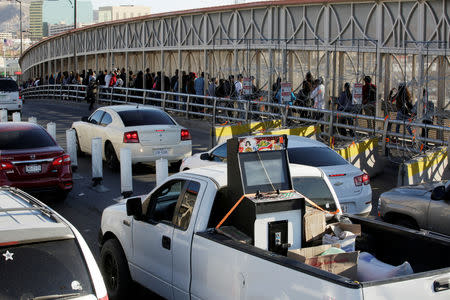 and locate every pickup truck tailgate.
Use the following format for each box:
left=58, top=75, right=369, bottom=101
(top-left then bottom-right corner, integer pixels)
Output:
left=362, top=271, right=450, bottom=300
